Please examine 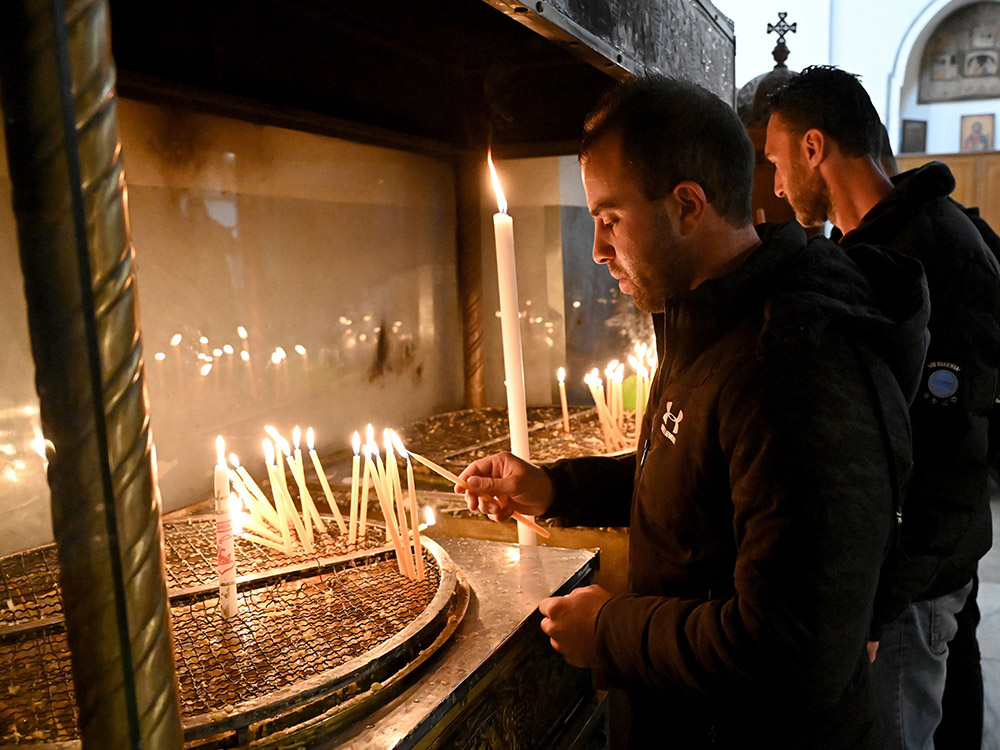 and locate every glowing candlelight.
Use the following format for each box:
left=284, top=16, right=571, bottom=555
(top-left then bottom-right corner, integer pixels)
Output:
left=391, top=430, right=424, bottom=581
left=306, top=427, right=348, bottom=535
left=487, top=150, right=534, bottom=546
left=349, top=431, right=361, bottom=545
left=230, top=453, right=279, bottom=527
left=215, top=436, right=237, bottom=618
left=557, top=367, right=570, bottom=433
left=423, top=506, right=436, bottom=529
